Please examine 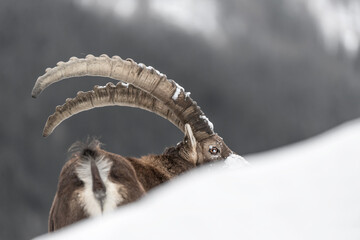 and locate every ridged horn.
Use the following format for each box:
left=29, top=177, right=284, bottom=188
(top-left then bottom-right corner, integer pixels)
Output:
left=43, top=82, right=183, bottom=137
left=32, top=54, right=214, bottom=141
